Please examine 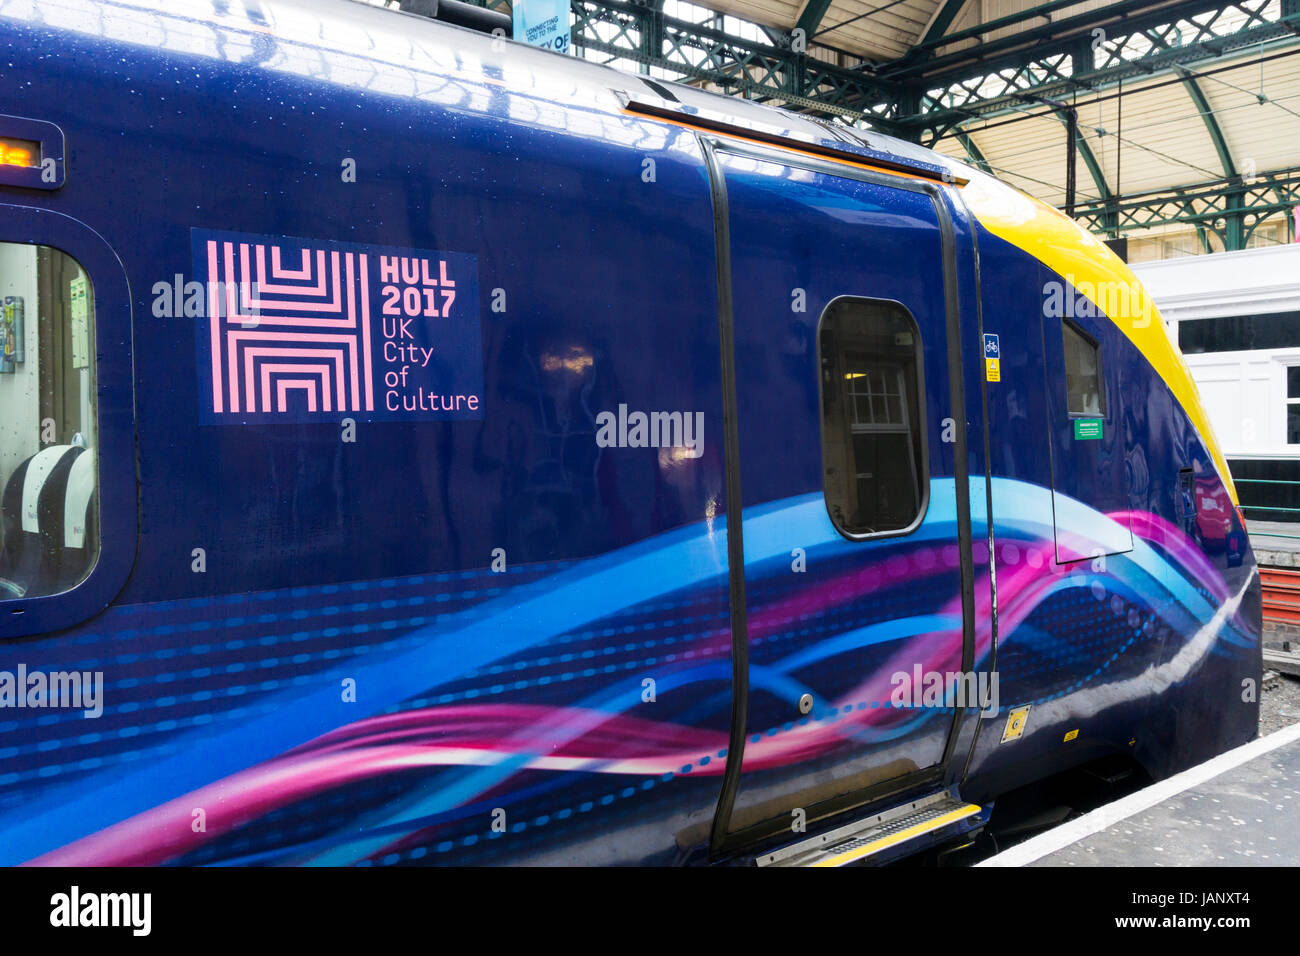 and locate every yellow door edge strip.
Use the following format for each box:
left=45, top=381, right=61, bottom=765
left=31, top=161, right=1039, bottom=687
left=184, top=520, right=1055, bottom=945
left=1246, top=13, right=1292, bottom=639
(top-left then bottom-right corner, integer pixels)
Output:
left=811, top=803, right=982, bottom=867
